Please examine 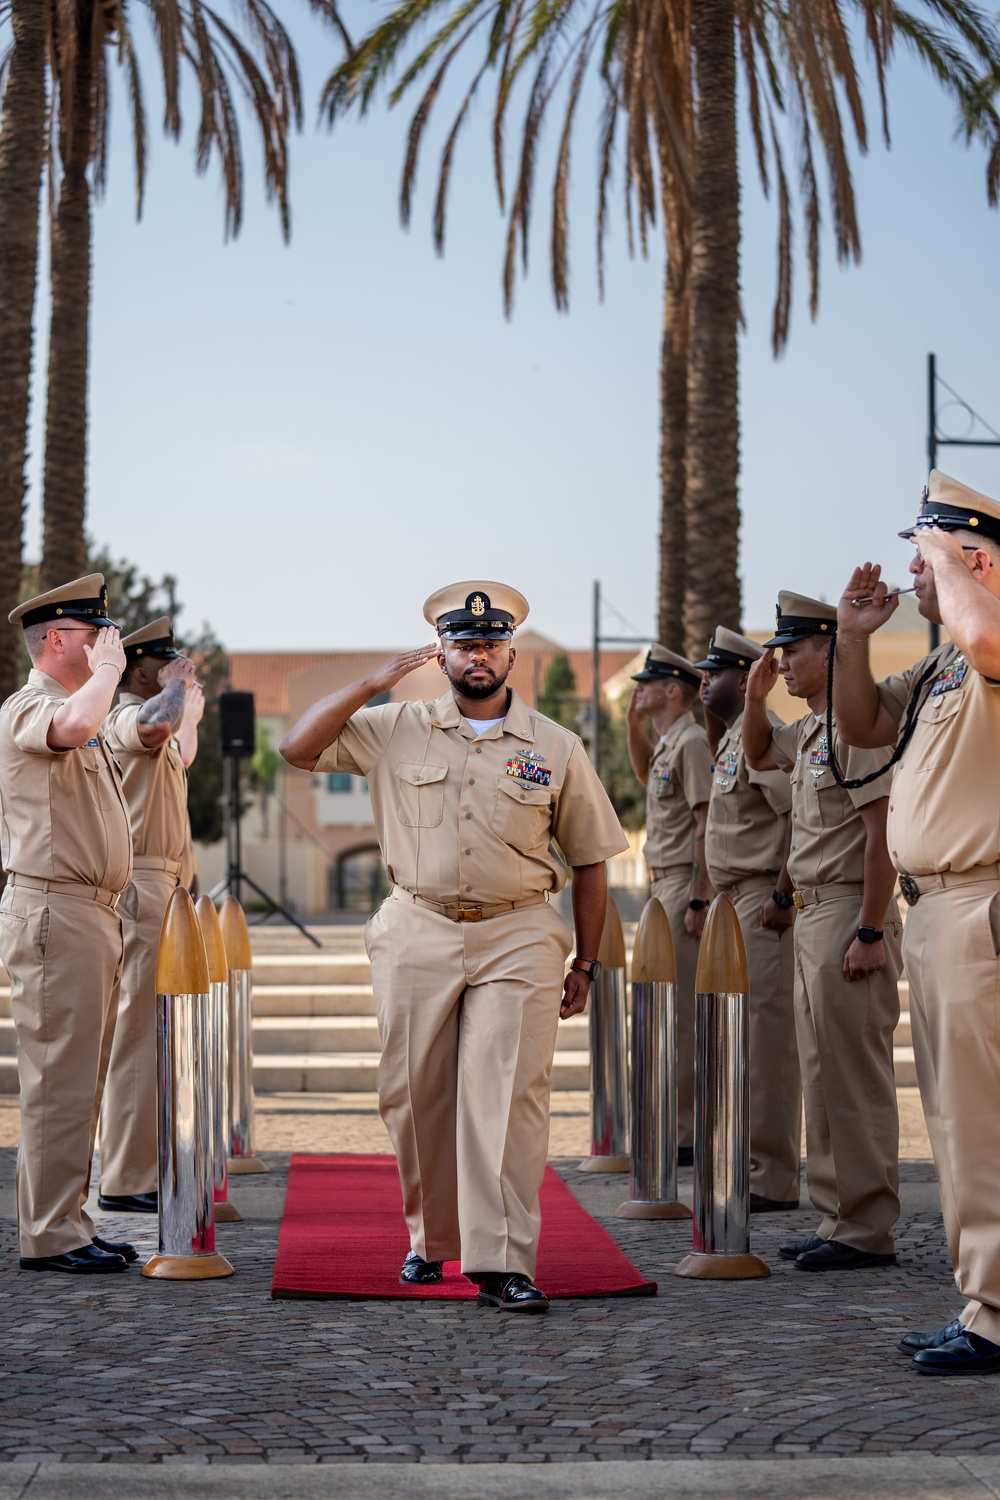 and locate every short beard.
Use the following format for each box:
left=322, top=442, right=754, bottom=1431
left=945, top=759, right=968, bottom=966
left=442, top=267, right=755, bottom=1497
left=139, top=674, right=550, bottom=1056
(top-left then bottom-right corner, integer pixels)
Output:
left=446, top=660, right=512, bottom=700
